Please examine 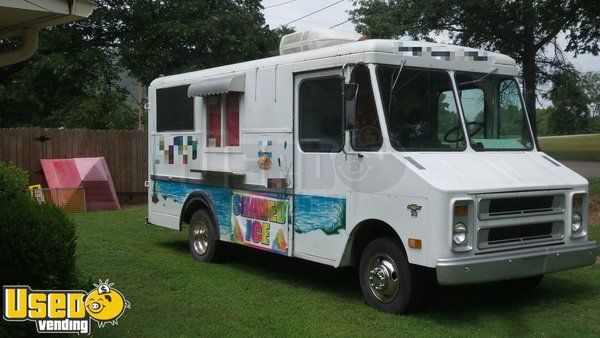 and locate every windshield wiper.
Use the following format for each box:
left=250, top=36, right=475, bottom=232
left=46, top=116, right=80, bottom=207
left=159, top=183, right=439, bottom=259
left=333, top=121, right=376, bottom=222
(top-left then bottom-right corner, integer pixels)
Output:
left=457, top=66, right=499, bottom=86
left=388, top=59, right=406, bottom=113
